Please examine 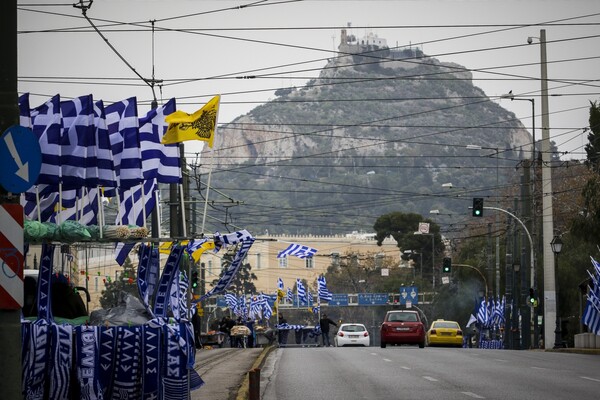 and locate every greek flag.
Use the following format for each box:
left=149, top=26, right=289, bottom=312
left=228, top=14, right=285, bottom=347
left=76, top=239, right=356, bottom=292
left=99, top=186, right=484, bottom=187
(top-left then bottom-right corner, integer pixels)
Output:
left=582, top=257, right=600, bottom=335
left=277, top=277, right=284, bottom=290
left=492, top=296, right=506, bottom=326
left=277, top=243, right=317, bottom=259
left=105, top=97, right=141, bottom=193
left=19, top=92, right=31, bottom=128
left=260, top=293, right=273, bottom=320
left=476, top=298, right=490, bottom=328
left=249, top=295, right=261, bottom=320
left=60, top=95, right=98, bottom=190
left=29, top=94, right=62, bottom=187
left=296, top=279, right=307, bottom=305
left=224, top=293, right=238, bottom=310
left=286, top=287, right=293, bottom=303
left=93, top=100, right=118, bottom=190
left=58, top=188, right=99, bottom=225
left=22, top=190, right=58, bottom=222
left=317, top=275, right=333, bottom=301
left=239, top=295, right=248, bottom=319
left=139, top=98, right=181, bottom=183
